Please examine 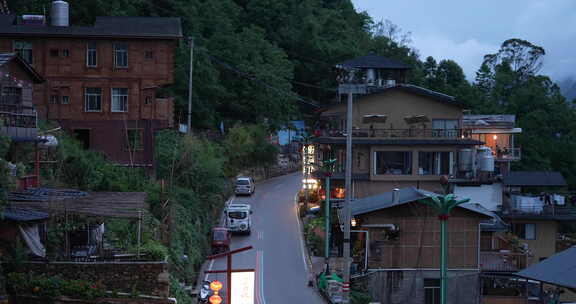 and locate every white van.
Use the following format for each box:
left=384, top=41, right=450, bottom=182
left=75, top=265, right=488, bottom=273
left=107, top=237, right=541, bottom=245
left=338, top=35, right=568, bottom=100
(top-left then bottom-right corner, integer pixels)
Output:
left=234, top=177, right=255, bottom=196
left=225, top=204, right=252, bottom=235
